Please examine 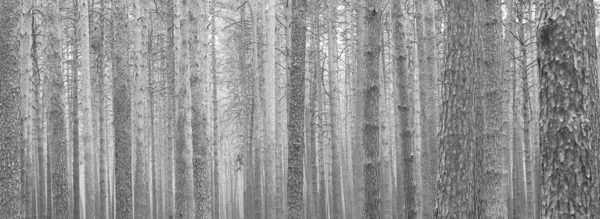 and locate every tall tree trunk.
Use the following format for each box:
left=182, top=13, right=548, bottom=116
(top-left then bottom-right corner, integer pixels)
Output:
left=20, top=0, right=35, bottom=217
left=327, top=0, right=342, bottom=217
left=436, top=0, right=479, bottom=217
left=0, top=1, right=24, bottom=218
left=211, top=2, right=220, bottom=218
left=98, top=1, right=108, bottom=217
left=416, top=0, right=439, bottom=217
left=392, top=0, right=409, bottom=217
left=265, top=0, right=277, bottom=217
left=165, top=0, right=176, bottom=217
left=353, top=1, right=366, bottom=218
left=191, top=0, right=212, bottom=217
left=286, top=0, right=308, bottom=217
left=34, top=4, right=48, bottom=215
left=479, top=0, right=507, bottom=217
left=80, top=0, right=95, bottom=215
left=132, top=0, right=151, bottom=217
left=112, top=0, right=133, bottom=217
left=175, top=0, right=196, bottom=216
left=250, top=1, right=264, bottom=217
left=44, top=0, right=71, bottom=217
left=364, top=0, right=382, bottom=217
left=538, top=0, right=599, bottom=217
left=72, top=1, right=81, bottom=217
